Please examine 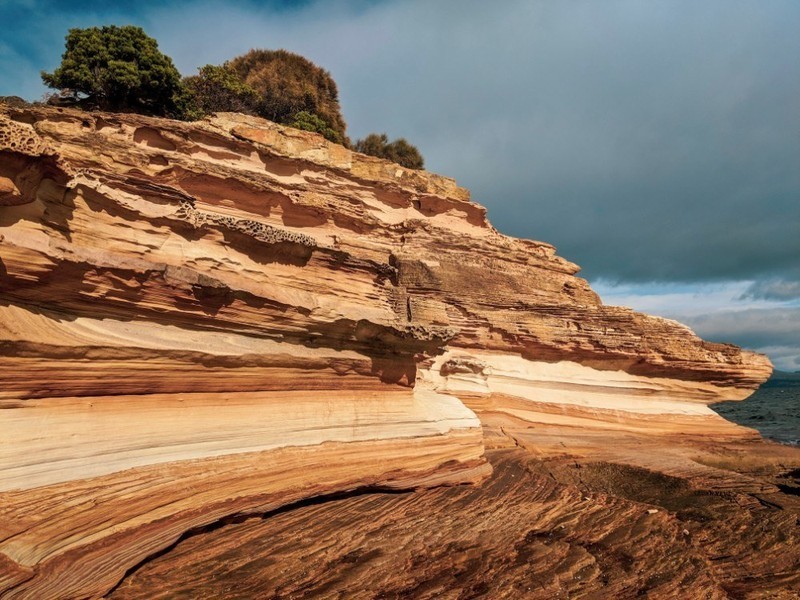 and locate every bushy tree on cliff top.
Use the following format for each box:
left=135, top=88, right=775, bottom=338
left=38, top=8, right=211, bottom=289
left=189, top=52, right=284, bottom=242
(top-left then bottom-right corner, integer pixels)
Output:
left=354, top=133, right=425, bottom=170
left=41, top=25, right=188, bottom=118
left=40, top=27, right=426, bottom=163
left=227, top=49, right=348, bottom=145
